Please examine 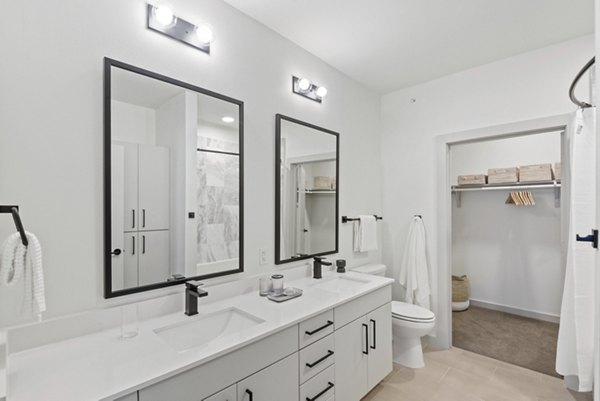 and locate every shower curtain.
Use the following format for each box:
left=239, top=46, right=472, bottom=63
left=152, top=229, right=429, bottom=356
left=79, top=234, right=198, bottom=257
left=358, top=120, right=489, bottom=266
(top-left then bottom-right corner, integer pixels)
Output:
left=556, top=107, right=597, bottom=392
